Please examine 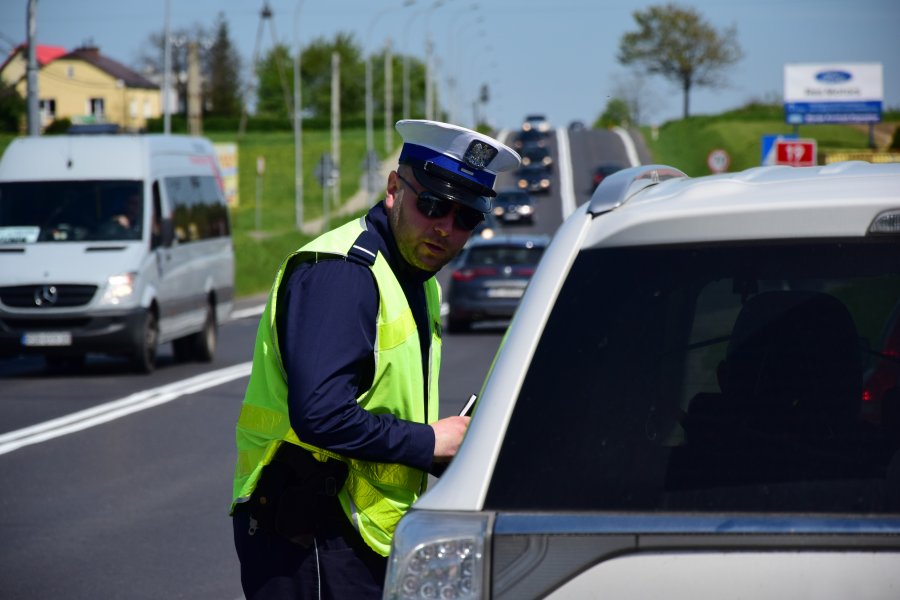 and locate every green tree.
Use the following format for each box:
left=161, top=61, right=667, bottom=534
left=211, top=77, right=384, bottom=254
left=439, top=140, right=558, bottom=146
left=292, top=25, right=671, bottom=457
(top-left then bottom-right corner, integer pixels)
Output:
left=0, top=79, right=25, bottom=132
left=617, top=3, right=742, bottom=119
left=370, top=50, right=427, bottom=120
left=254, top=43, right=294, bottom=120
left=205, top=13, right=243, bottom=117
left=254, top=32, right=367, bottom=122
left=301, top=32, right=365, bottom=120
left=596, top=98, right=632, bottom=129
